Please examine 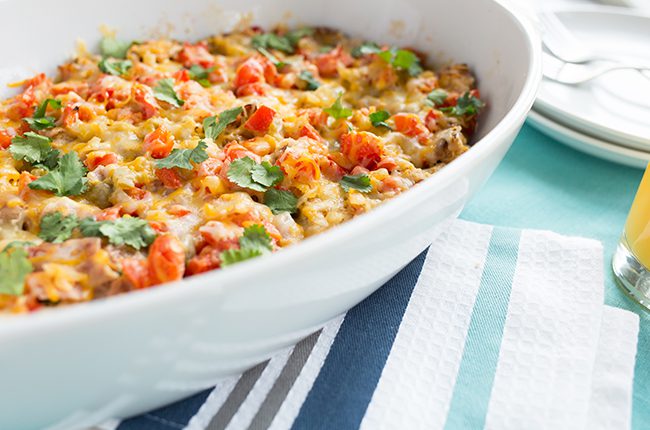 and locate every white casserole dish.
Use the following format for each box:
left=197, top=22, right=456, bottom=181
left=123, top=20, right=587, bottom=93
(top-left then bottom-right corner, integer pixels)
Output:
left=0, top=0, right=541, bottom=428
